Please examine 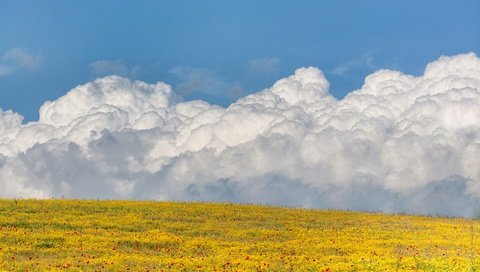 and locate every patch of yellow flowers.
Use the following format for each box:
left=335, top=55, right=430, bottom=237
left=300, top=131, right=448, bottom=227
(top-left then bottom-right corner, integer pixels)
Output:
left=0, top=199, right=479, bottom=271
